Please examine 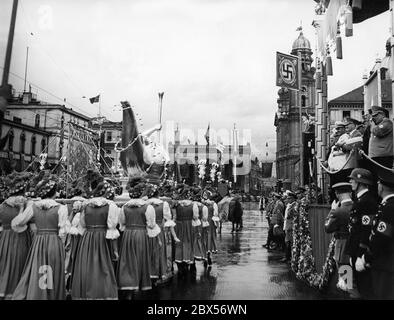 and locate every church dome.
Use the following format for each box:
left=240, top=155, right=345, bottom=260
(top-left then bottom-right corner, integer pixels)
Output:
left=292, top=32, right=311, bottom=51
